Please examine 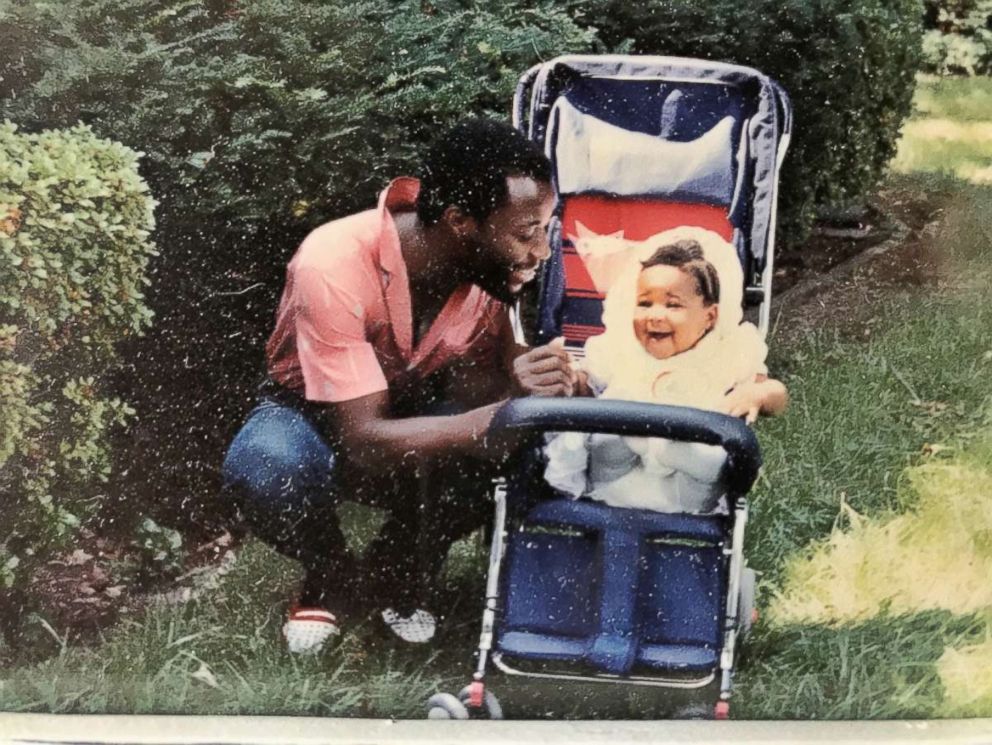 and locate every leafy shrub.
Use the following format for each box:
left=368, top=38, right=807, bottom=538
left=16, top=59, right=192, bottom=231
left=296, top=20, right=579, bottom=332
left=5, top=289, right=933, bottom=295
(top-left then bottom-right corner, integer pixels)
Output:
left=135, top=517, right=185, bottom=578
left=922, top=0, right=992, bottom=74
left=0, top=122, right=156, bottom=594
left=570, top=0, right=925, bottom=234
